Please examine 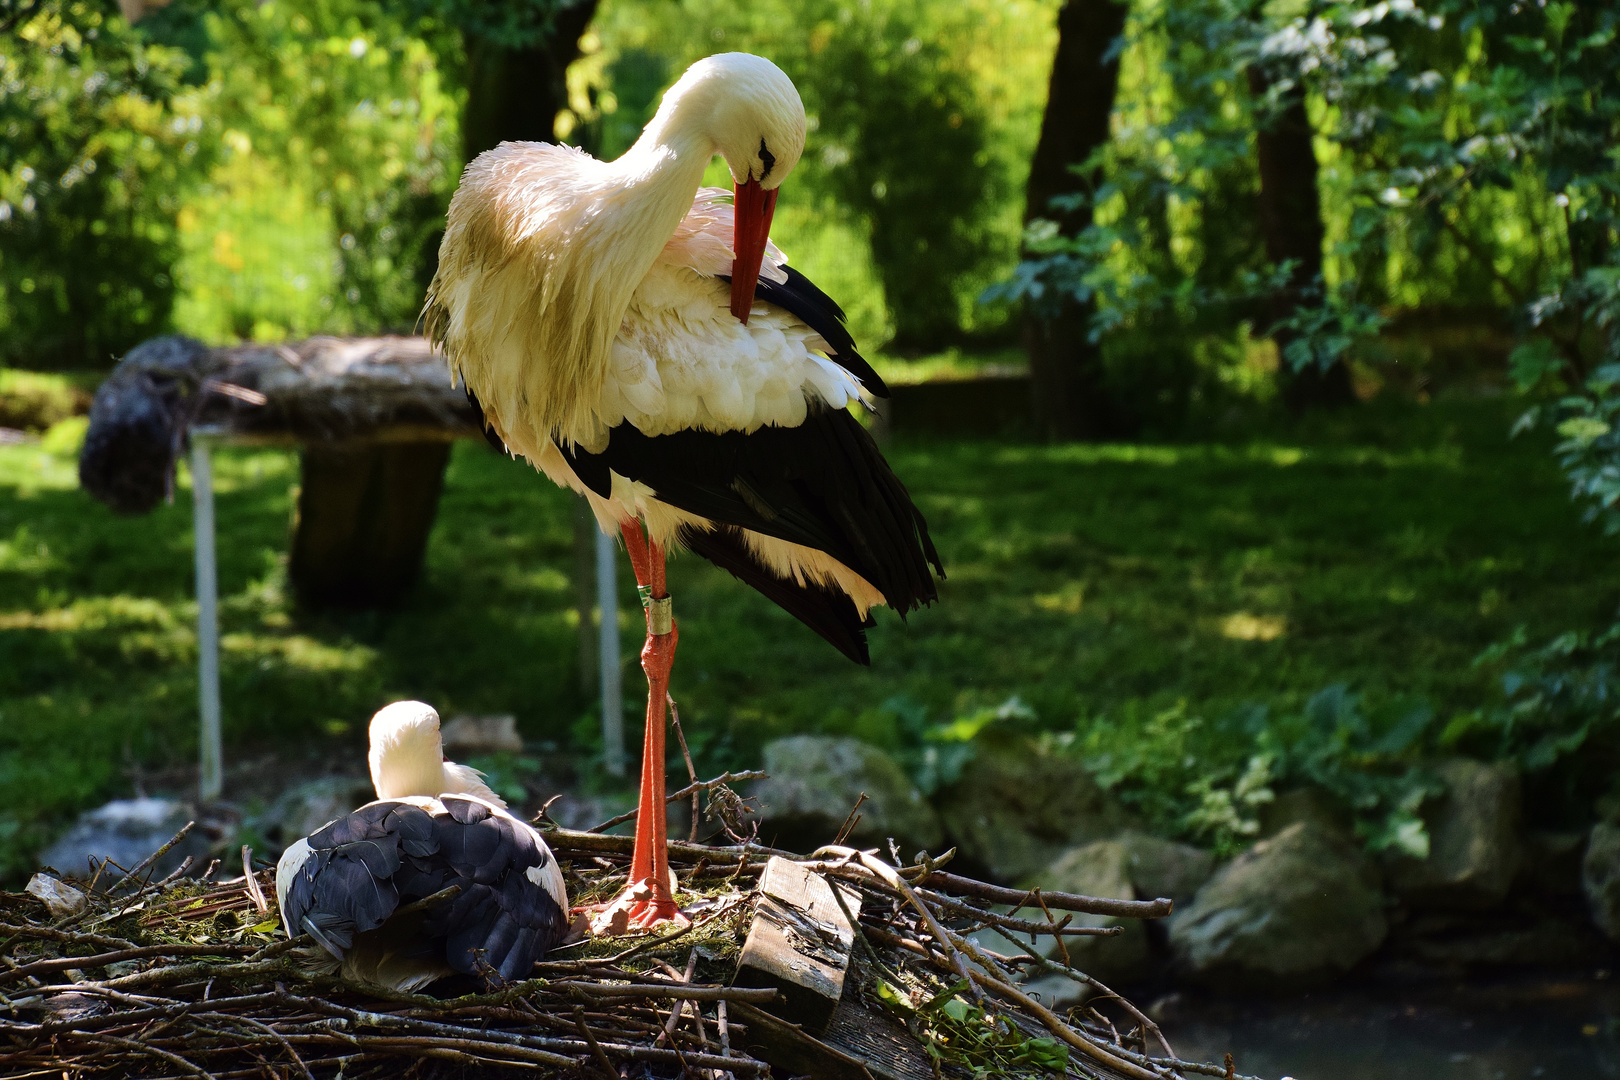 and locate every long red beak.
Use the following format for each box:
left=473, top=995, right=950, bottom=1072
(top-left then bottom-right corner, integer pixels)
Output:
left=730, top=177, right=778, bottom=325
